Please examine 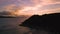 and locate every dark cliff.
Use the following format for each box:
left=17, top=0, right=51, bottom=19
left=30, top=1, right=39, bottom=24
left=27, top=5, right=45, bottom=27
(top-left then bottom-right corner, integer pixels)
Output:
left=19, top=13, right=60, bottom=33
